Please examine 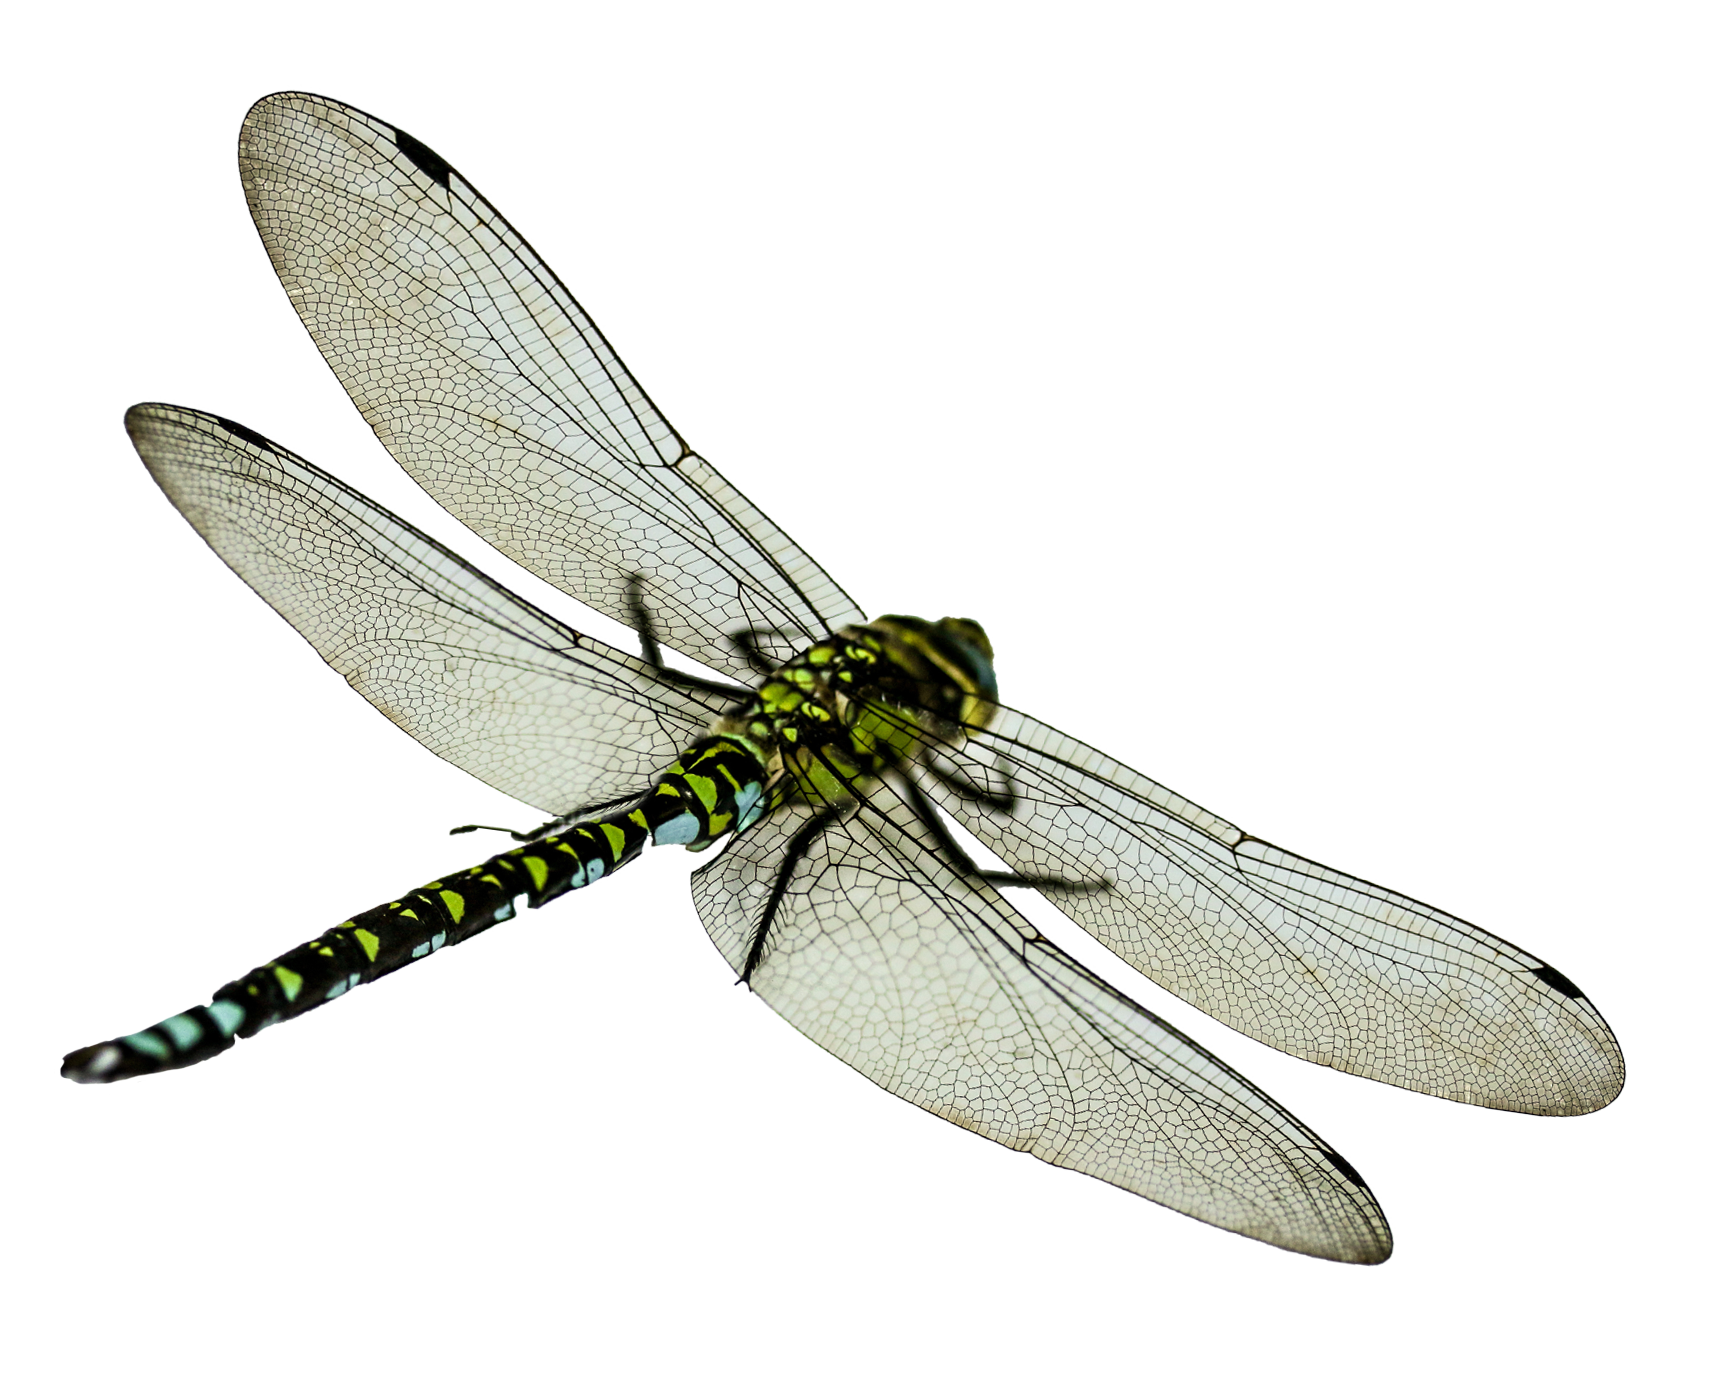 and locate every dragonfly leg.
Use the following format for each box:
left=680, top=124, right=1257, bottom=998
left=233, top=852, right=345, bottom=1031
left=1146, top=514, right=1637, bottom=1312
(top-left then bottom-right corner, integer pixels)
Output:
left=729, top=627, right=791, bottom=676
left=922, top=755, right=1017, bottom=813
left=626, top=573, right=754, bottom=700
left=897, top=771, right=1105, bottom=894
left=740, top=807, right=848, bottom=984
